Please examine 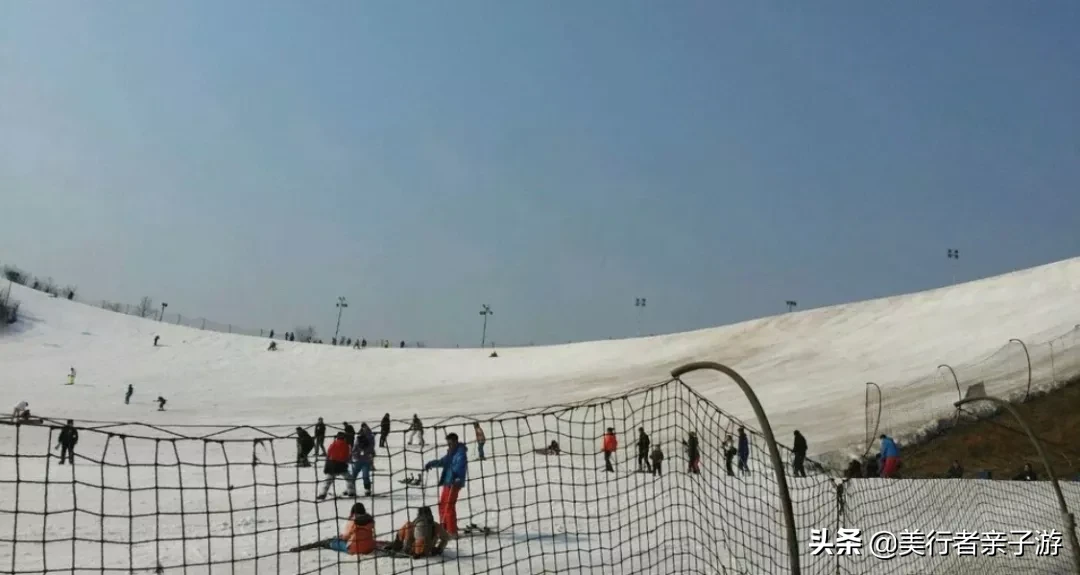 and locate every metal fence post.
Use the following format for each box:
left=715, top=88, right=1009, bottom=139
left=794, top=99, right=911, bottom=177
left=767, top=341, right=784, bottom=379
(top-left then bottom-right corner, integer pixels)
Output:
left=672, top=361, right=801, bottom=575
